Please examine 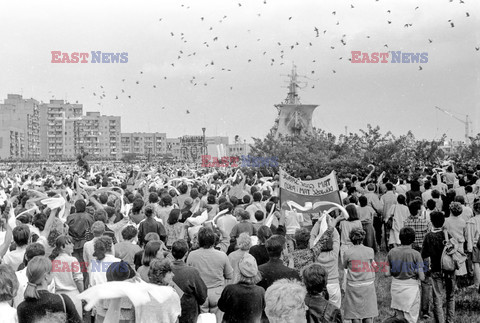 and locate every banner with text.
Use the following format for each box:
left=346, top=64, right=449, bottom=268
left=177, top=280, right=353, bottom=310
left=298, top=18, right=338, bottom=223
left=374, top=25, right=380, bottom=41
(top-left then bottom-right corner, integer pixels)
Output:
left=279, top=168, right=342, bottom=213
